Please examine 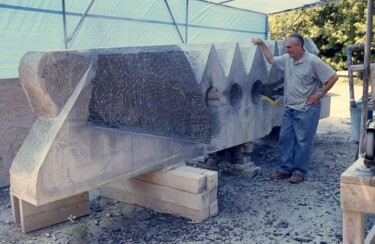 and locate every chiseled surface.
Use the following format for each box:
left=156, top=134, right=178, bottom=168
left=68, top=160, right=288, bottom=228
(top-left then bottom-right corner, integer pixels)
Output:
left=11, top=42, right=292, bottom=205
